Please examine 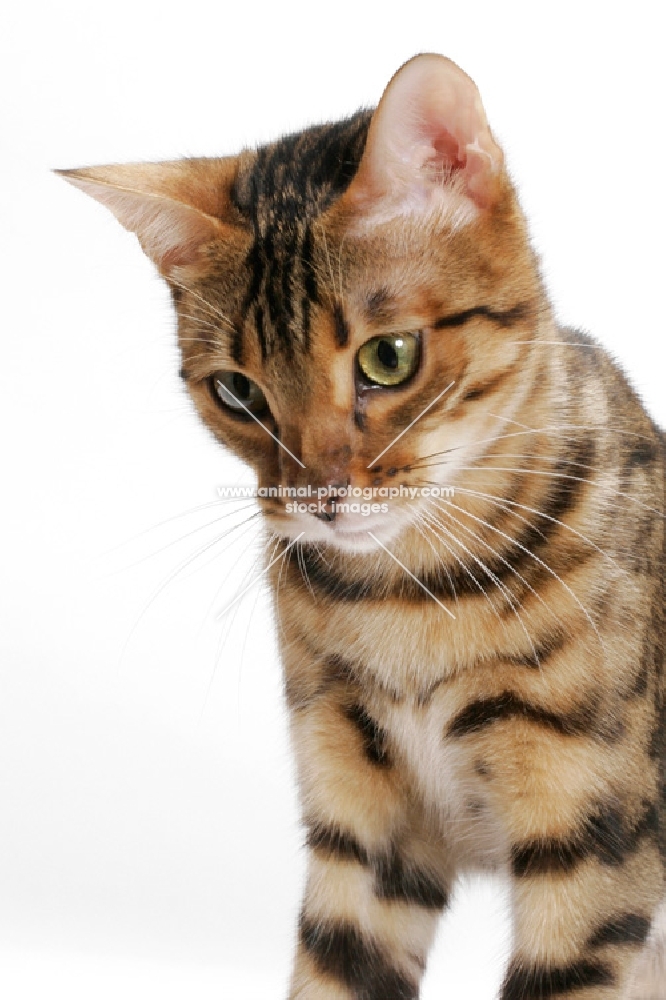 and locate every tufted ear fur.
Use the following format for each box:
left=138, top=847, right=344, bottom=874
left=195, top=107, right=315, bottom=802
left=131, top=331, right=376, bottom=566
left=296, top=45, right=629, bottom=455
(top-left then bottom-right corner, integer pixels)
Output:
left=56, top=158, right=238, bottom=275
left=346, top=53, right=504, bottom=223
